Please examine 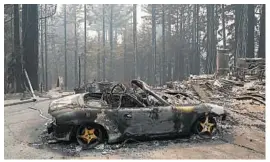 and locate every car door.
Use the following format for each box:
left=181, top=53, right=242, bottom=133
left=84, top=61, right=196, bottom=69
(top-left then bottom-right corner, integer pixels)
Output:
left=146, top=105, right=177, bottom=135
left=116, top=104, right=176, bottom=136
left=116, top=106, right=153, bottom=136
